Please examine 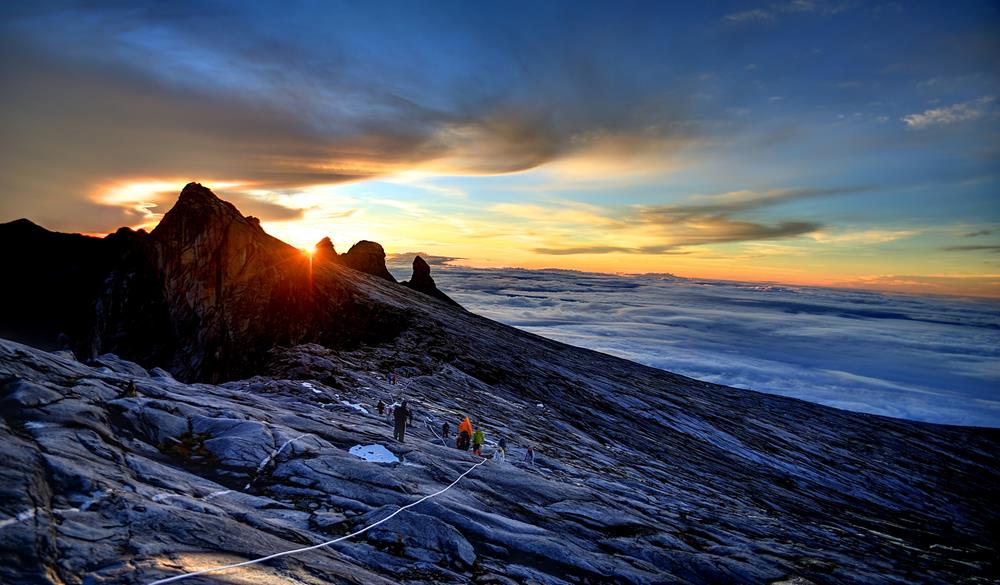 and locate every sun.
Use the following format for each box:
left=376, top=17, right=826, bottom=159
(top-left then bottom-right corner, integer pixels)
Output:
left=302, top=247, right=315, bottom=257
